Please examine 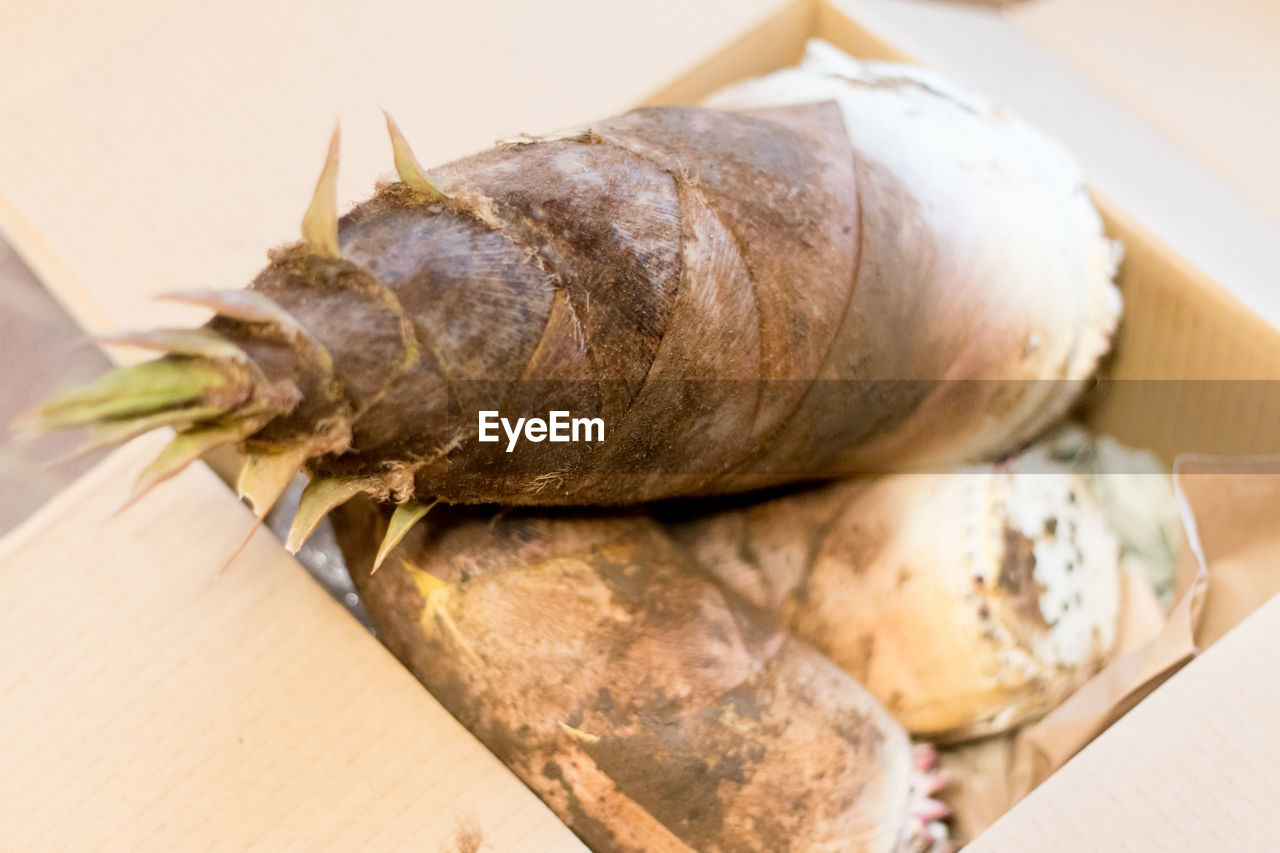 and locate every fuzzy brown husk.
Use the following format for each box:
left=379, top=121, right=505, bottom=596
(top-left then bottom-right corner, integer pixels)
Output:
left=213, top=100, right=1073, bottom=505
left=333, top=498, right=917, bottom=853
